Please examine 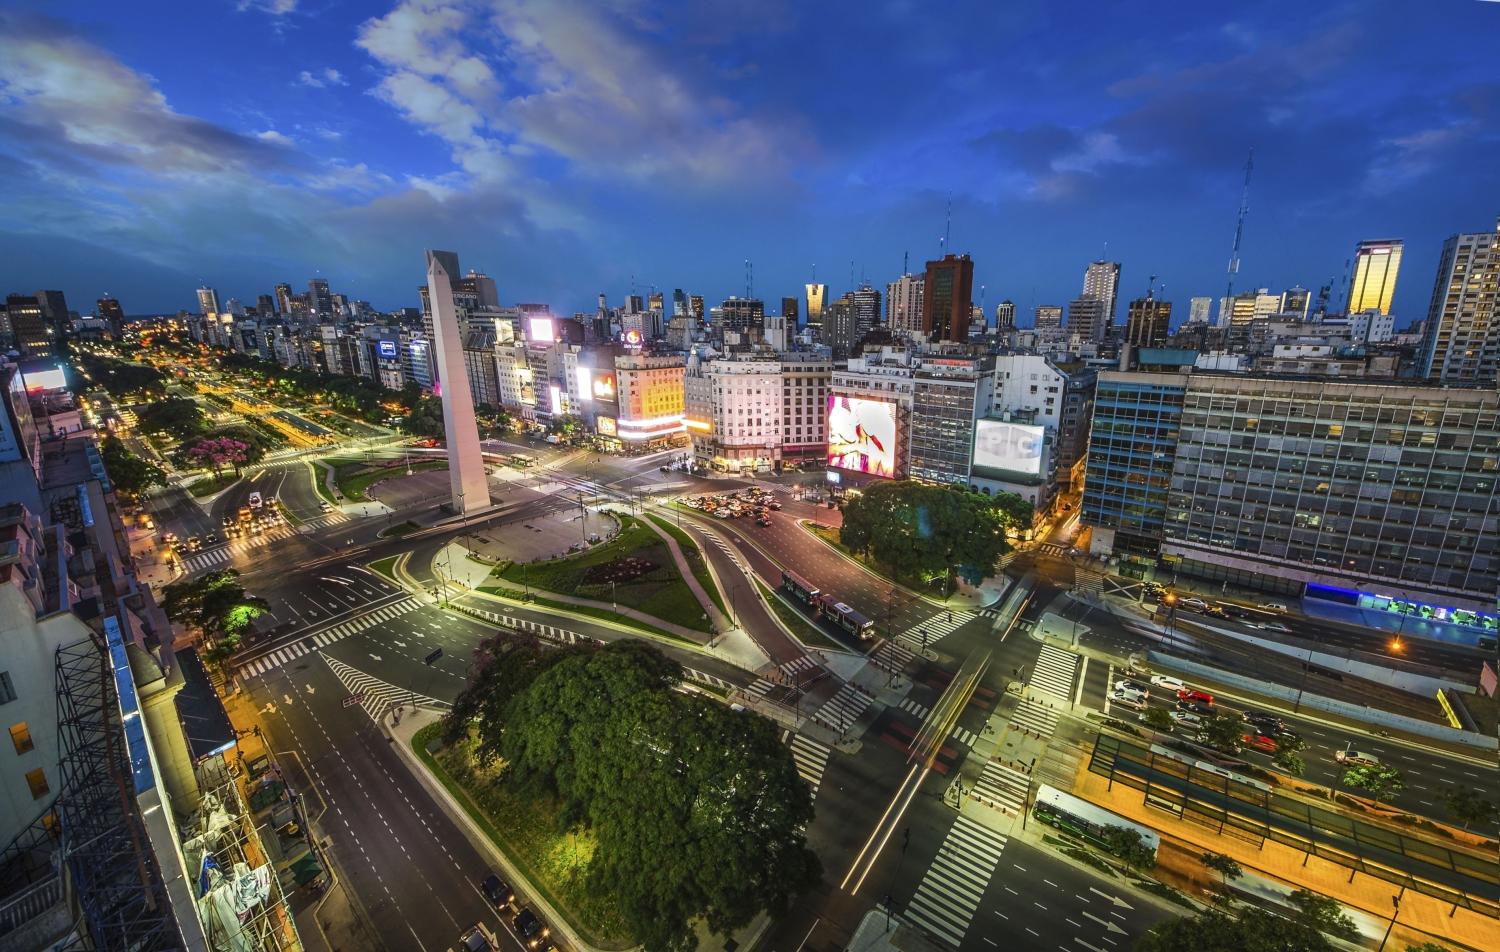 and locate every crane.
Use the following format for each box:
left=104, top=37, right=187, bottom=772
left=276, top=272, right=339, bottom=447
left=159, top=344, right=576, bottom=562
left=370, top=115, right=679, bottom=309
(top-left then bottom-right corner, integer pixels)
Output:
left=1225, top=149, right=1254, bottom=304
